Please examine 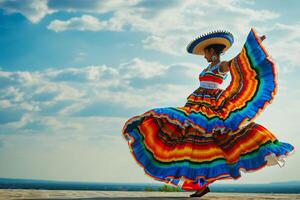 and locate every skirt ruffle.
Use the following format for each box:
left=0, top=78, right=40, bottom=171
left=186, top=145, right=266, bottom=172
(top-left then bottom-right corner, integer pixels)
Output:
left=123, top=111, right=294, bottom=190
